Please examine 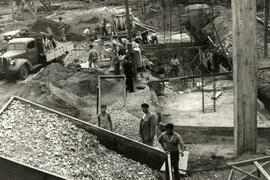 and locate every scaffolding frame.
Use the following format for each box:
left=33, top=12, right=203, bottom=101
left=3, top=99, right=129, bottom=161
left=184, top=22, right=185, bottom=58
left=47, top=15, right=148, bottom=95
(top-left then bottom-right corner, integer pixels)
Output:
left=97, top=75, right=126, bottom=114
